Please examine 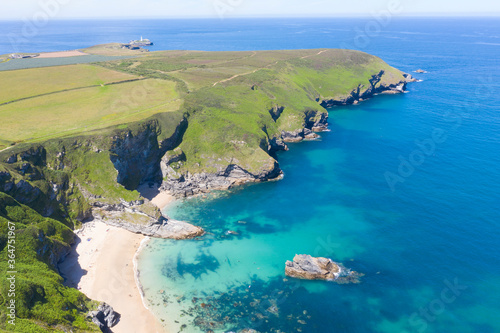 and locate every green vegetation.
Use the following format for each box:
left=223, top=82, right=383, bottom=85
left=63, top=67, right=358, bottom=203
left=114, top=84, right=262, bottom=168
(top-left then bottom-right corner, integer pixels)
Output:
left=0, top=66, right=181, bottom=144
left=82, top=43, right=150, bottom=56
left=0, top=192, right=100, bottom=332
left=0, top=64, right=136, bottom=104
left=0, top=55, right=133, bottom=72
left=0, top=139, right=12, bottom=151
left=0, top=46, right=409, bottom=331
